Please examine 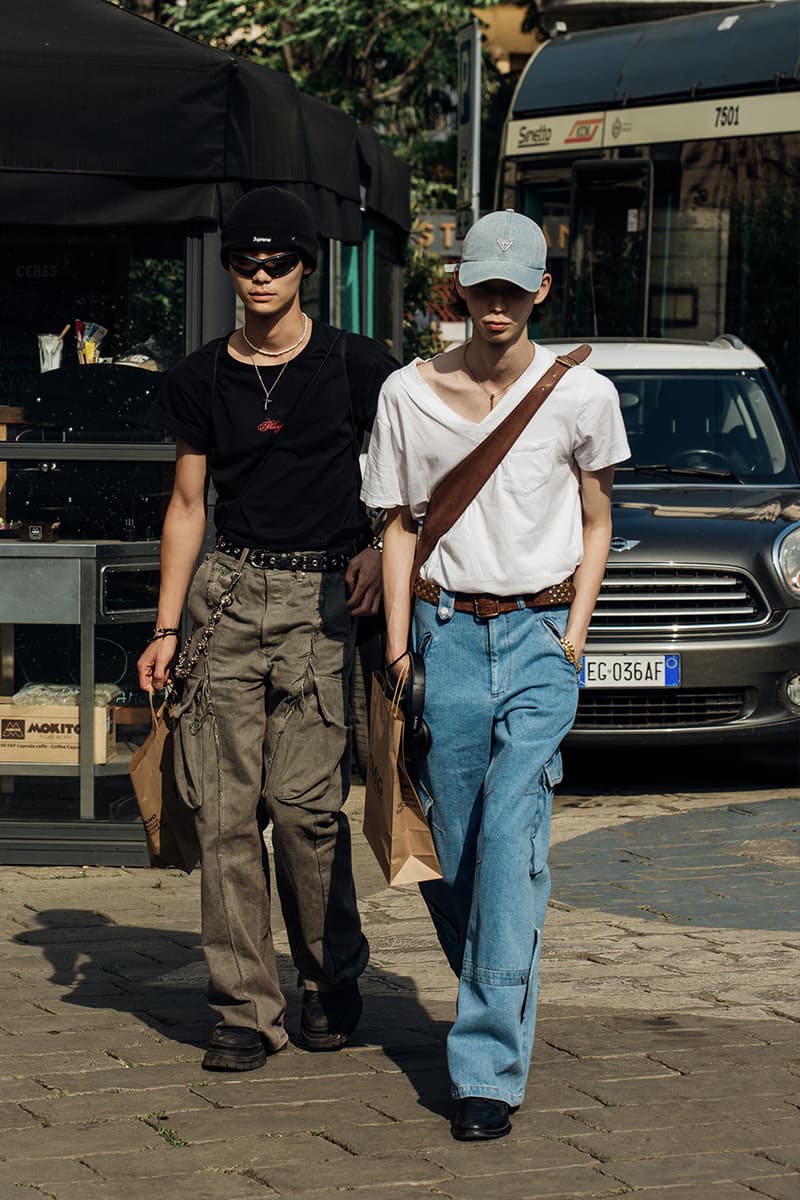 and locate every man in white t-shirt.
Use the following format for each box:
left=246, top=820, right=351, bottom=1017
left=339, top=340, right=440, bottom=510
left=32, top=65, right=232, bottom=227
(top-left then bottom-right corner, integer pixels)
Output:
left=362, top=210, right=630, bottom=1142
